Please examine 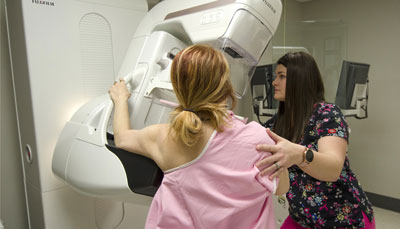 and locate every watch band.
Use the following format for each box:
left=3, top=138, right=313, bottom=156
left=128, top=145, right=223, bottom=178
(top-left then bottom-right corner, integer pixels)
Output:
left=299, top=147, right=313, bottom=168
